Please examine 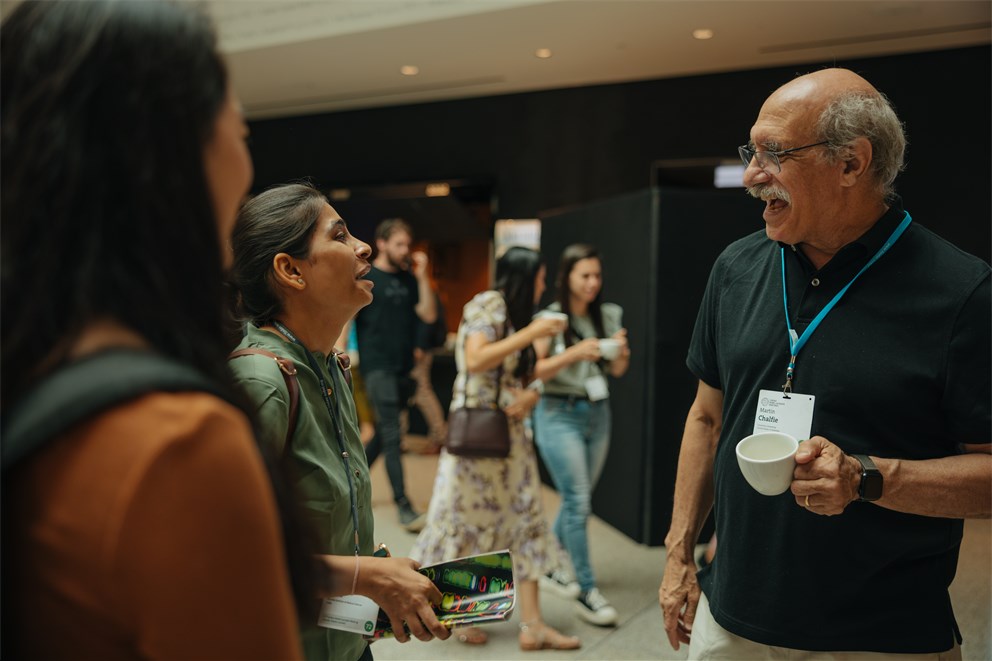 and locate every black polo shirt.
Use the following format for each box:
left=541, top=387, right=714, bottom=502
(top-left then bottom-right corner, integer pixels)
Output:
left=688, top=200, right=991, bottom=653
